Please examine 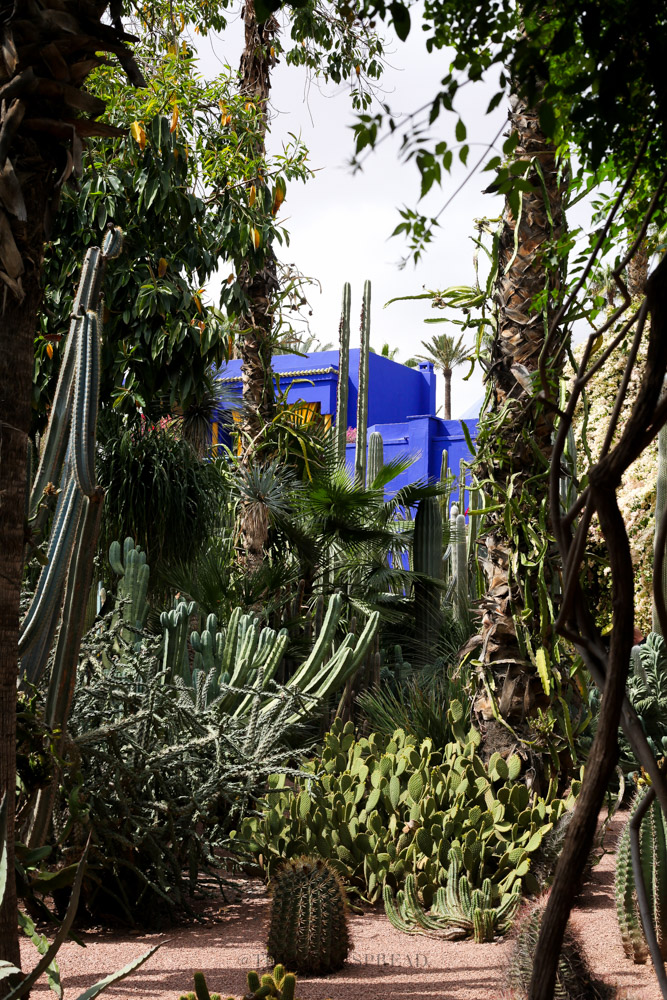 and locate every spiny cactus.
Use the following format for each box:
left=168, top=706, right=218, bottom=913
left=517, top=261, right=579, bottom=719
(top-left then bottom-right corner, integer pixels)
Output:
left=335, top=282, right=351, bottom=464
left=615, top=789, right=667, bottom=963
left=109, top=536, right=150, bottom=643
left=384, top=854, right=521, bottom=943
left=178, top=966, right=320, bottom=1000
left=453, top=511, right=468, bottom=621
left=161, top=599, right=196, bottom=682
left=506, top=904, right=613, bottom=999
left=354, top=279, right=371, bottom=486
left=267, top=857, right=350, bottom=973
left=367, top=430, right=384, bottom=487
left=413, top=496, right=443, bottom=659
